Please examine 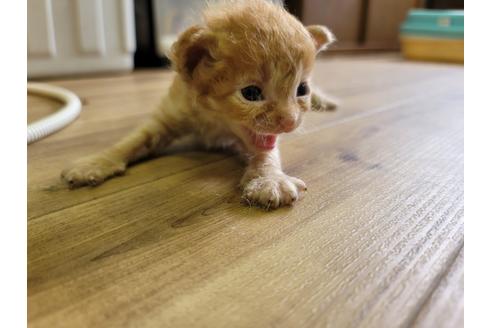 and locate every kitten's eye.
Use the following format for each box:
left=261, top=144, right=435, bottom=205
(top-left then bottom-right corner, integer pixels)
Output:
left=296, top=82, right=310, bottom=97
left=241, top=85, right=264, bottom=101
